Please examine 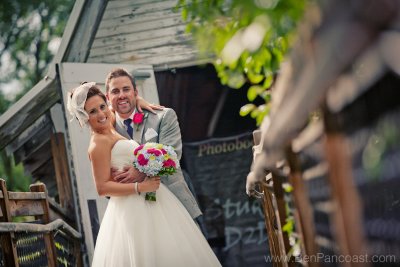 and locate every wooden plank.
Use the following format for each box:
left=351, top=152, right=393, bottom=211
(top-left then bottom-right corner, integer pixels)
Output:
left=60, top=62, right=153, bottom=82
left=5, top=114, right=51, bottom=155
left=89, top=43, right=195, bottom=63
left=51, top=132, right=74, bottom=211
left=0, top=219, right=81, bottom=238
left=96, top=11, right=182, bottom=38
left=90, top=23, right=188, bottom=55
left=9, top=200, right=45, bottom=217
left=93, top=15, right=185, bottom=48
left=88, top=49, right=205, bottom=70
left=106, top=0, right=167, bottom=10
left=324, top=134, right=369, bottom=267
left=8, top=192, right=46, bottom=200
left=0, top=78, right=59, bottom=151
left=90, top=31, right=189, bottom=58
left=60, top=0, right=108, bottom=63
left=13, top=124, right=51, bottom=164
left=90, top=41, right=195, bottom=65
left=101, top=0, right=177, bottom=21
